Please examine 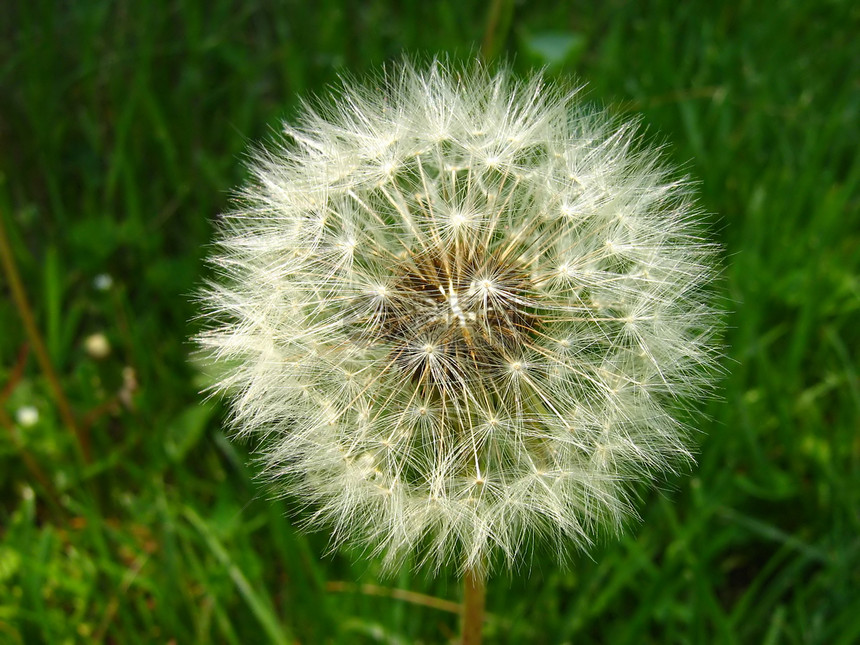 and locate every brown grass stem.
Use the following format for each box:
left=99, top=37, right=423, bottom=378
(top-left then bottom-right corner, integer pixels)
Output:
left=0, top=211, right=90, bottom=462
